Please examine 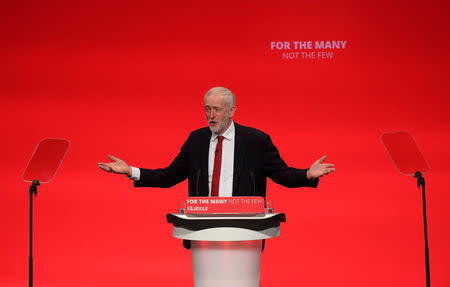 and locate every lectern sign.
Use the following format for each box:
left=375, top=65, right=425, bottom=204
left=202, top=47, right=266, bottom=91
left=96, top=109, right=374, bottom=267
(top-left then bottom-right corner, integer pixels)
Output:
left=184, top=197, right=265, bottom=214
